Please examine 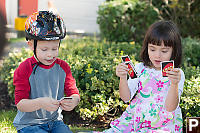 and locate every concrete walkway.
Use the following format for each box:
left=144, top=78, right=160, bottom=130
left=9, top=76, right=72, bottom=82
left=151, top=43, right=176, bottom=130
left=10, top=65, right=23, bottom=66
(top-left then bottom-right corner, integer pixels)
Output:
left=2, top=41, right=27, bottom=56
